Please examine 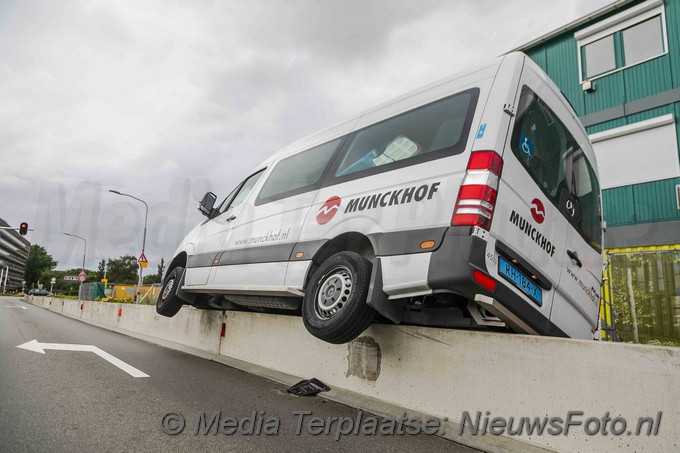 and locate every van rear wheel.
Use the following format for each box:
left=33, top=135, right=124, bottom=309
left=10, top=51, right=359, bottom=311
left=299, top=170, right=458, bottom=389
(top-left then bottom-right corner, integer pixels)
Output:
left=156, top=266, right=184, bottom=317
left=302, top=252, right=375, bottom=344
